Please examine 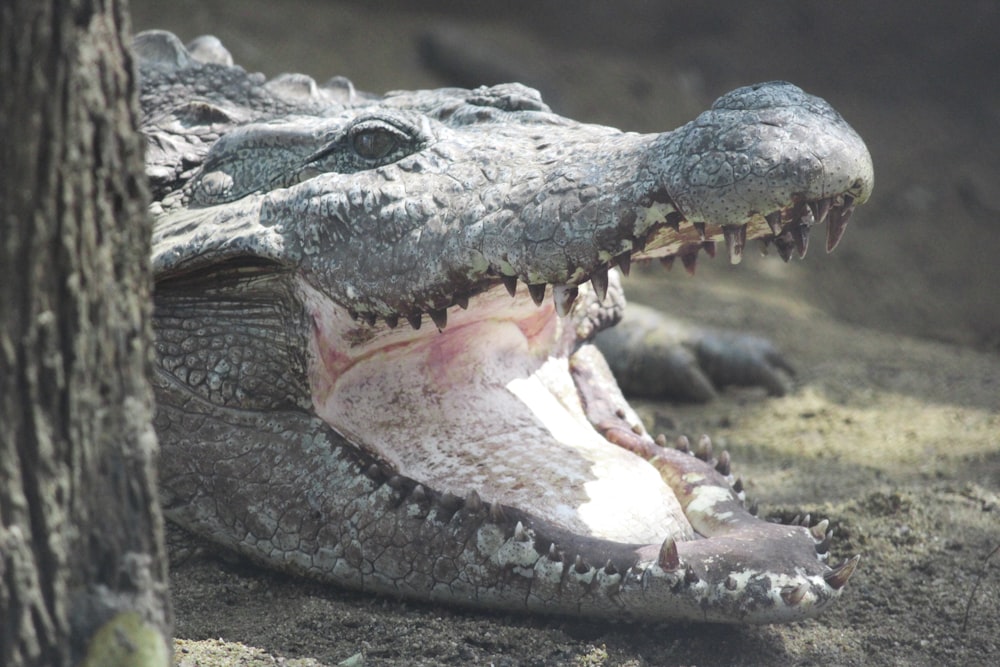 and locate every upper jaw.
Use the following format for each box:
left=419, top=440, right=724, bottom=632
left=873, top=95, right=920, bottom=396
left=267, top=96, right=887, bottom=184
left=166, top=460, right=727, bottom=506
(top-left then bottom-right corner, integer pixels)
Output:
left=152, top=80, right=873, bottom=329
left=274, top=173, right=868, bottom=334
left=291, top=91, right=873, bottom=323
